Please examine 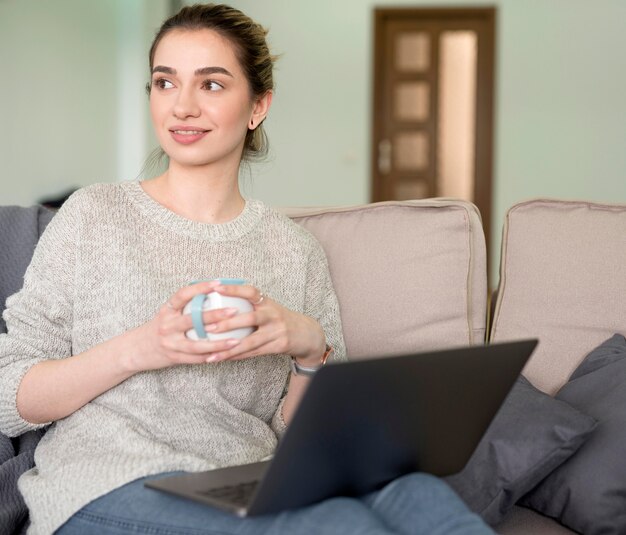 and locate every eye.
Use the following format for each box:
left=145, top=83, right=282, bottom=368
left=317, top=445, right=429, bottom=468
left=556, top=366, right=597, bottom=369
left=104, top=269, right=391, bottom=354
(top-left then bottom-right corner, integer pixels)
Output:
left=152, top=78, right=174, bottom=90
left=202, top=80, right=224, bottom=91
